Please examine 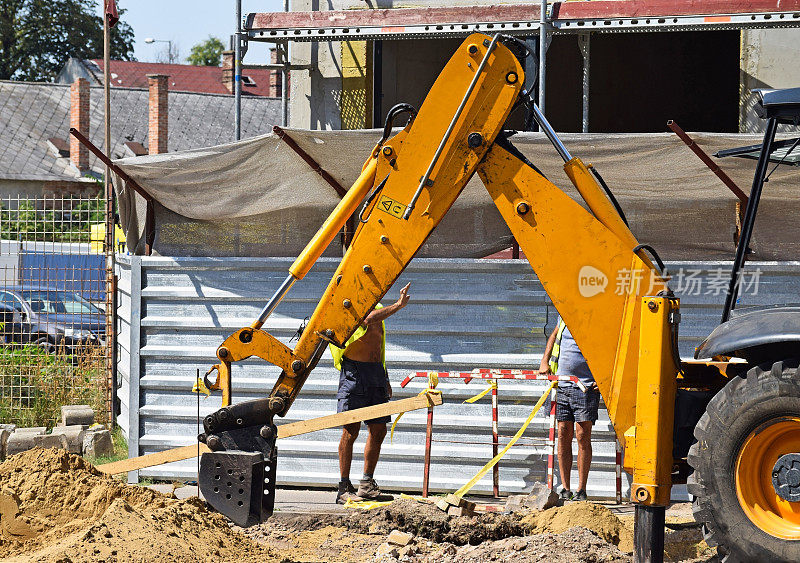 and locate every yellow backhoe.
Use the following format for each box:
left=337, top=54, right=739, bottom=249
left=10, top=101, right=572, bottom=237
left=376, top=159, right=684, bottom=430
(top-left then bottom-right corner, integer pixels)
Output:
left=196, top=33, right=800, bottom=562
